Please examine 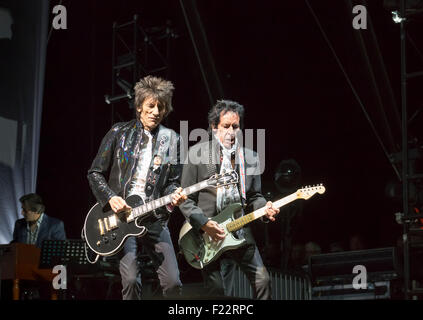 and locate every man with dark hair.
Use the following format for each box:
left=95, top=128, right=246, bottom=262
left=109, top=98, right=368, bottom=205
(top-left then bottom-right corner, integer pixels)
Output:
left=87, top=75, right=187, bottom=300
left=179, top=99, right=279, bottom=299
left=12, top=193, right=66, bottom=248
